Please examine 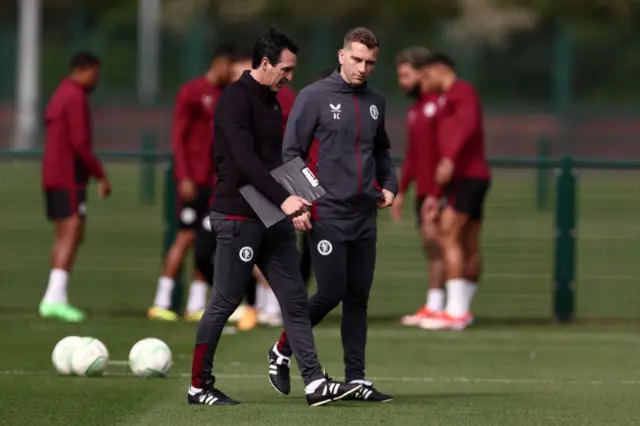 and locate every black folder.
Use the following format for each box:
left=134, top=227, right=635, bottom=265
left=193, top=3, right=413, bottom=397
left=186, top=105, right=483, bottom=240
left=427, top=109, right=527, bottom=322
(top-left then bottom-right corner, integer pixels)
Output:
left=239, top=157, right=326, bottom=228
